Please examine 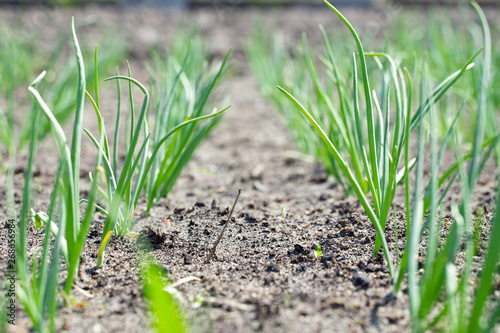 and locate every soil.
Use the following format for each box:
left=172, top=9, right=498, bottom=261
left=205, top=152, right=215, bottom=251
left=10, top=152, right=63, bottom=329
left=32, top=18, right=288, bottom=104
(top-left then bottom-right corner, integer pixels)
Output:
left=0, top=4, right=498, bottom=333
